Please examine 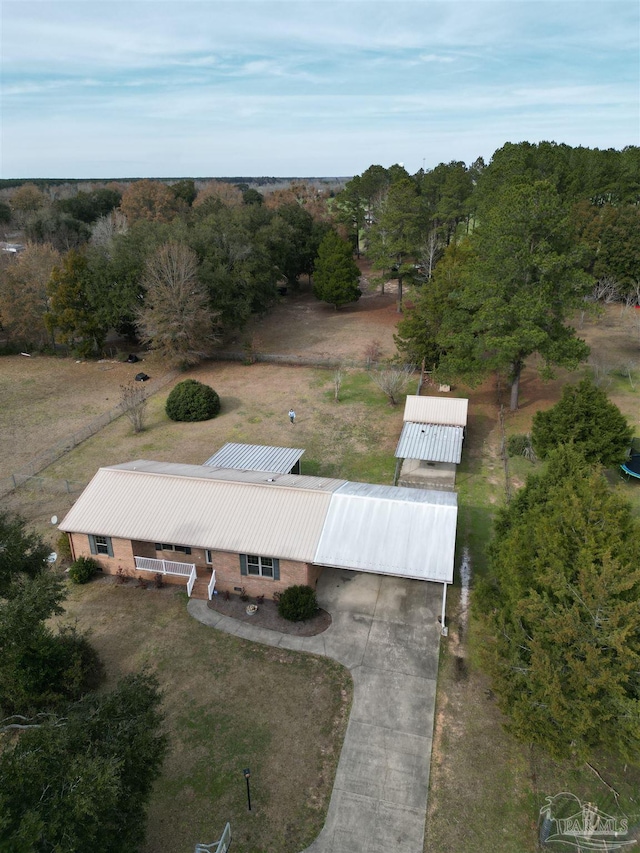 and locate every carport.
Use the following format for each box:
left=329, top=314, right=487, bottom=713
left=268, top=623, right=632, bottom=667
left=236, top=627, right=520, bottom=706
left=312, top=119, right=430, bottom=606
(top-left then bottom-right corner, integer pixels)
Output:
left=315, top=482, right=457, bottom=632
